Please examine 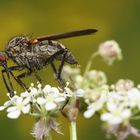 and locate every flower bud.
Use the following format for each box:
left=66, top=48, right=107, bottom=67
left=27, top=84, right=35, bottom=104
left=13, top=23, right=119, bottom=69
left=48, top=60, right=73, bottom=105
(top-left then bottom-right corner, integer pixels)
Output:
left=98, top=40, right=122, bottom=65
